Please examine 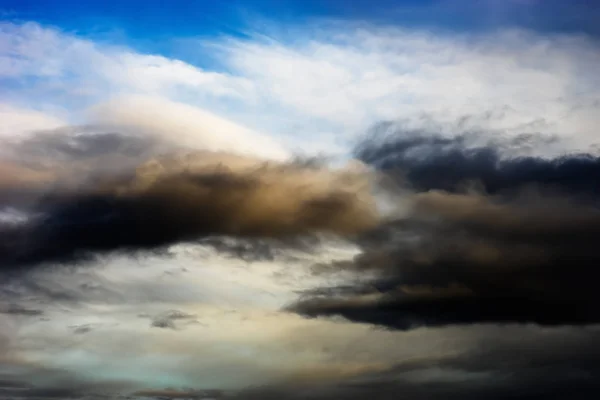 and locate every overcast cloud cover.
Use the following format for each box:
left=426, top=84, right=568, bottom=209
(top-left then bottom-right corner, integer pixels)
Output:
left=1, top=0, right=600, bottom=399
